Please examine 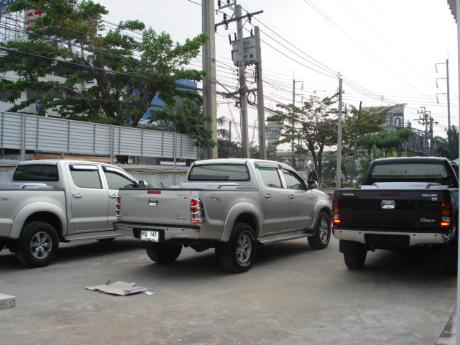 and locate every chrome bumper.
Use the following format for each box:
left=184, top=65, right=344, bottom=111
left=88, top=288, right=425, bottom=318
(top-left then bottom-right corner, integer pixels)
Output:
left=333, top=228, right=452, bottom=246
left=114, top=222, right=201, bottom=241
